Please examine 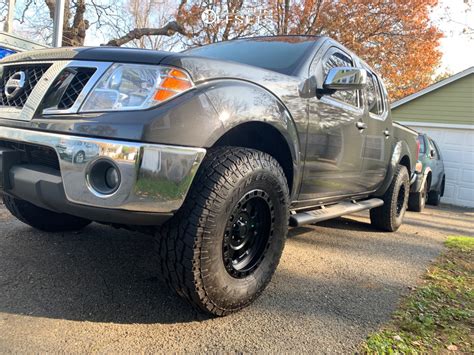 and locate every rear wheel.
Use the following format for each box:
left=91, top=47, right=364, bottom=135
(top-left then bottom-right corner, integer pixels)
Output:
left=154, top=147, right=289, bottom=316
left=3, top=195, right=91, bottom=232
left=427, top=189, right=441, bottom=206
left=408, top=178, right=428, bottom=212
left=370, top=165, right=410, bottom=232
